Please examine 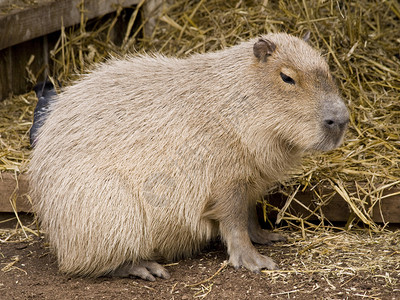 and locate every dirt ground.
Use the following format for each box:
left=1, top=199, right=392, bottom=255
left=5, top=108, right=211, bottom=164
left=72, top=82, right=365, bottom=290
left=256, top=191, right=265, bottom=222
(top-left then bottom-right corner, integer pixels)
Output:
left=1, top=217, right=399, bottom=300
